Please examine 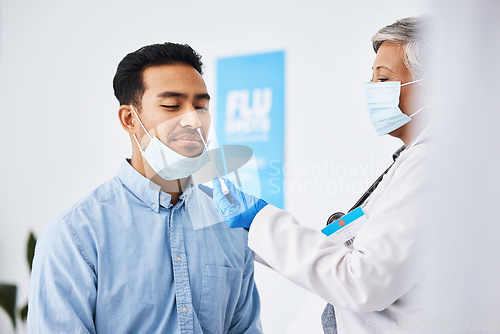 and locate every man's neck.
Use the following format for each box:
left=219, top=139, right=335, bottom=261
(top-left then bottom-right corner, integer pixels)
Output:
left=129, top=154, right=189, bottom=205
